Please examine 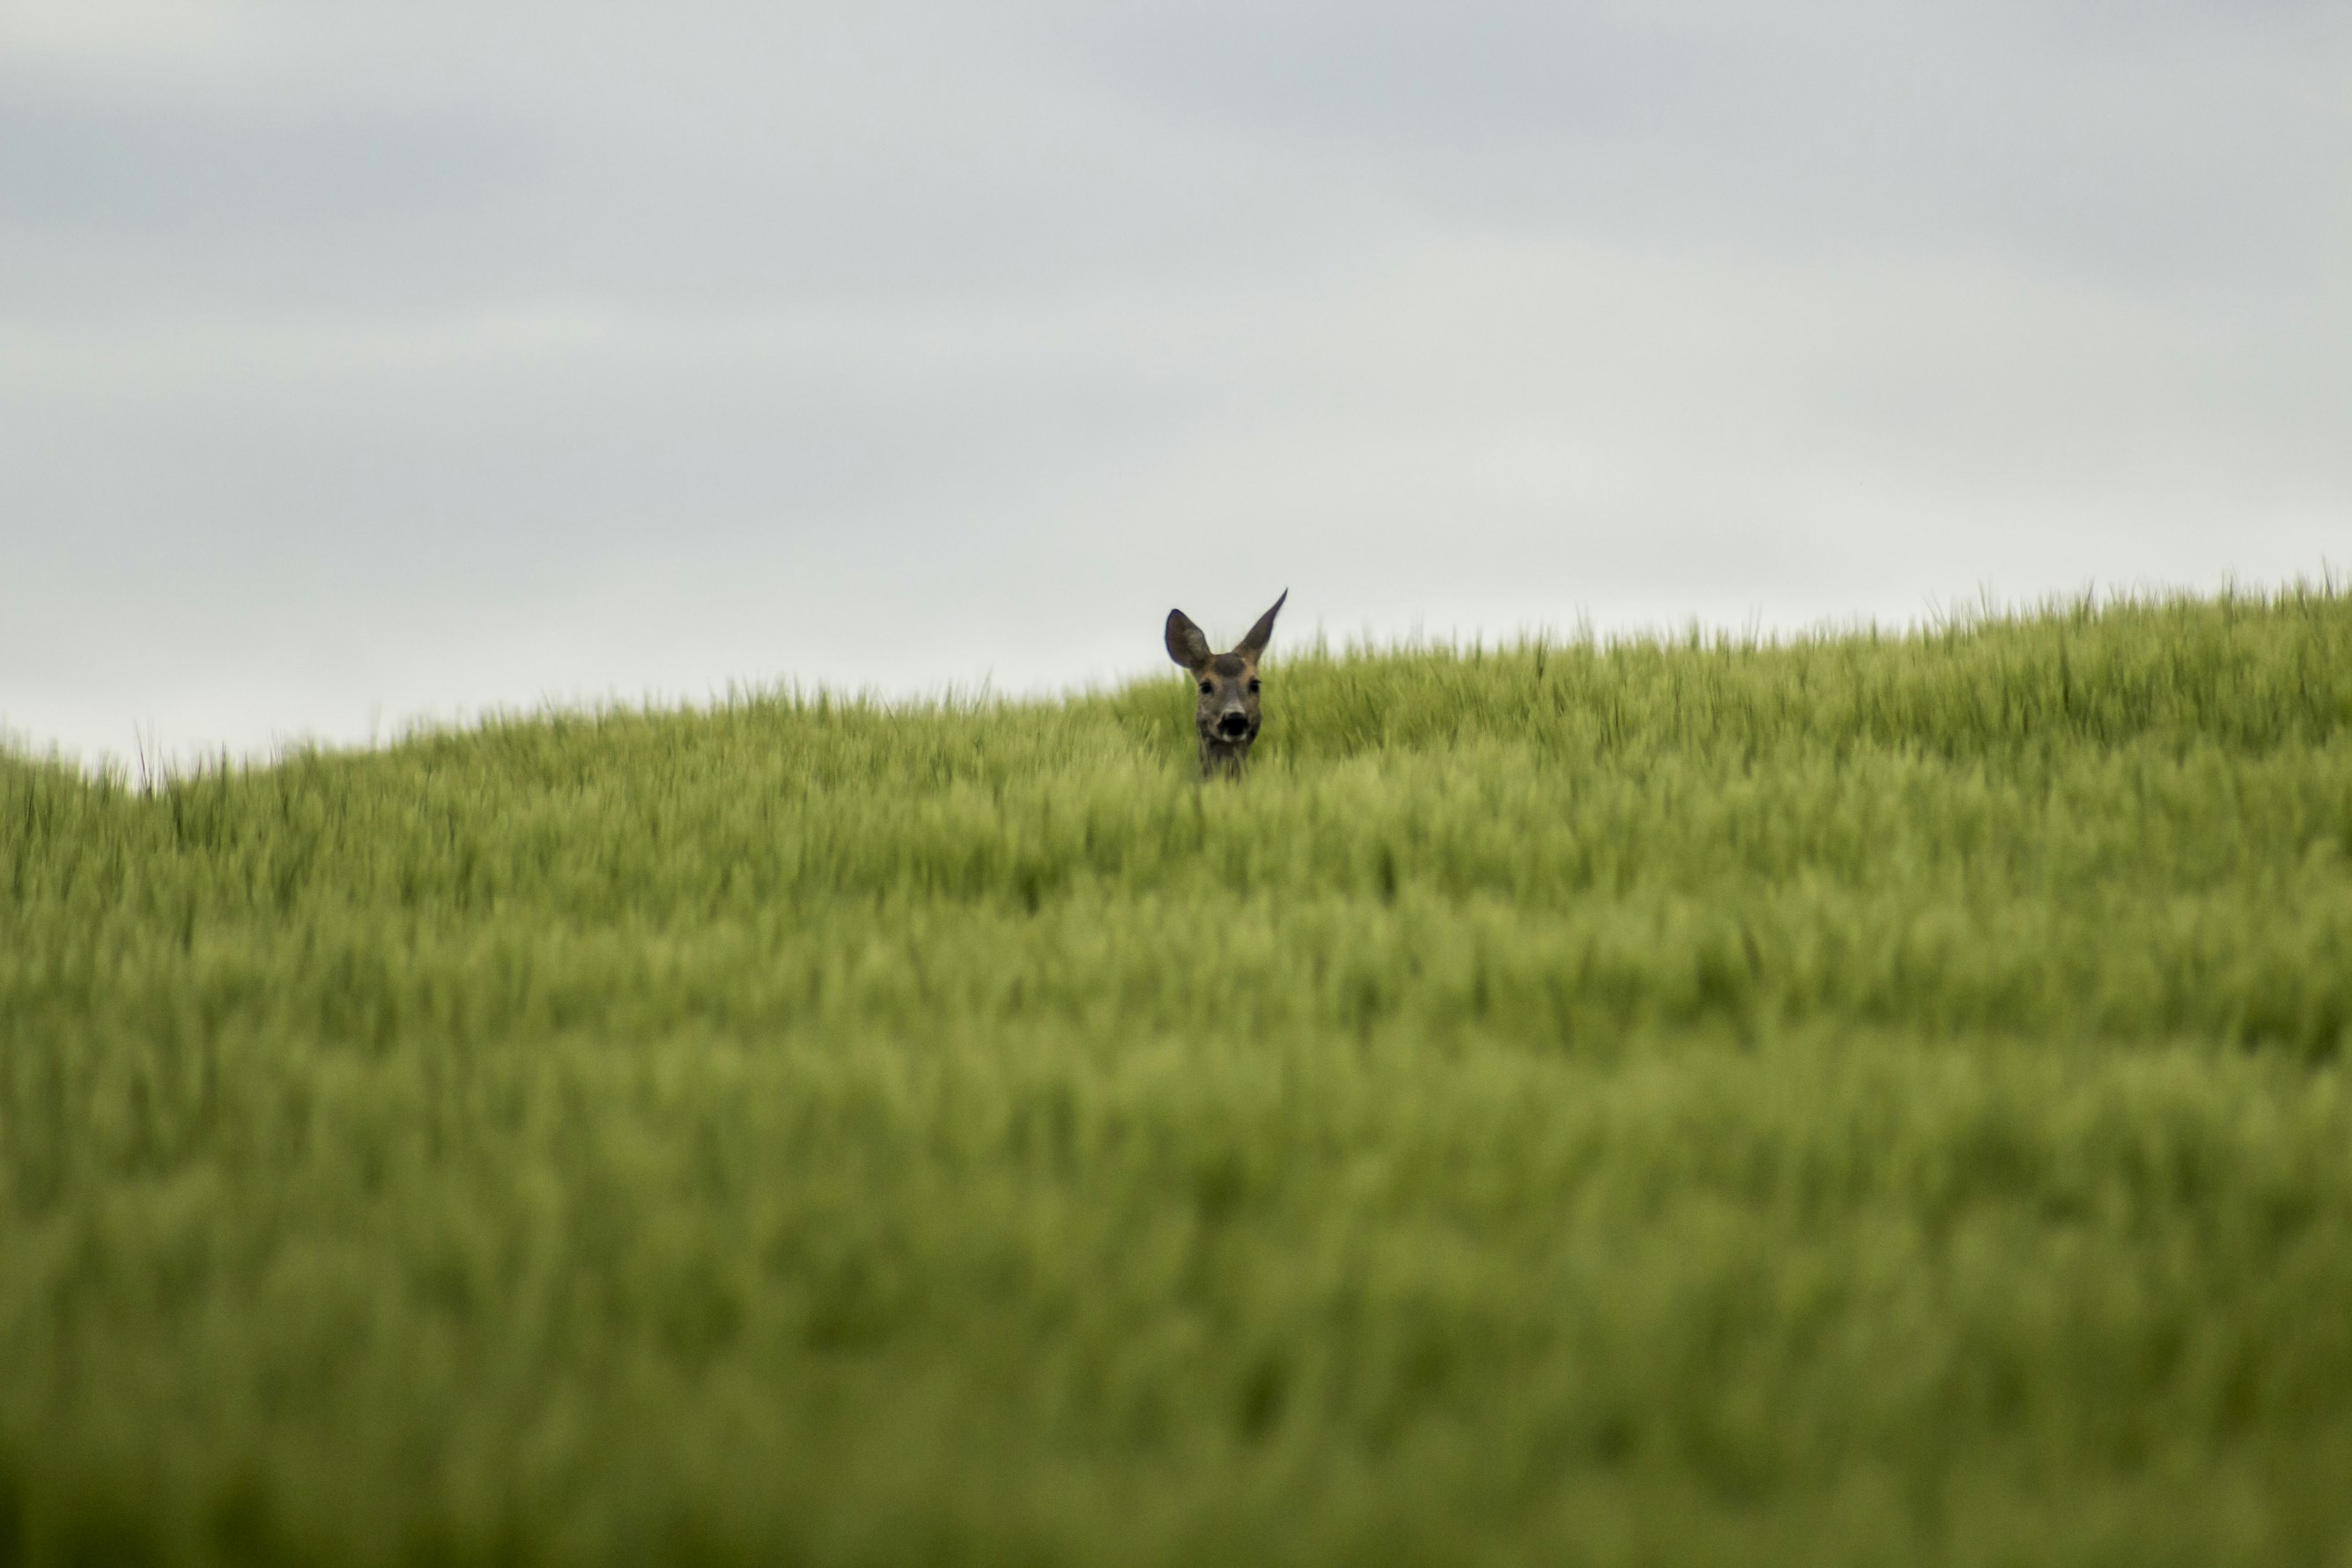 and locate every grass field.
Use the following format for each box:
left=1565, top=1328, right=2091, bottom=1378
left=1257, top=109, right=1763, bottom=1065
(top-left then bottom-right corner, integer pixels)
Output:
left=5, top=587, right=2352, bottom=1566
